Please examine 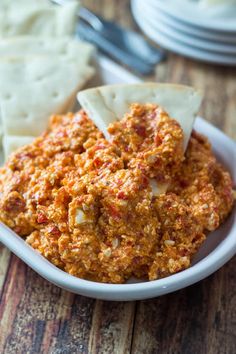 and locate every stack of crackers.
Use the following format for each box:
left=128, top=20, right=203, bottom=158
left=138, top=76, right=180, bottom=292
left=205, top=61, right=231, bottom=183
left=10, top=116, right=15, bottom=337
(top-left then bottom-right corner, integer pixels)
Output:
left=0, top=0, right=95, bottom=159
